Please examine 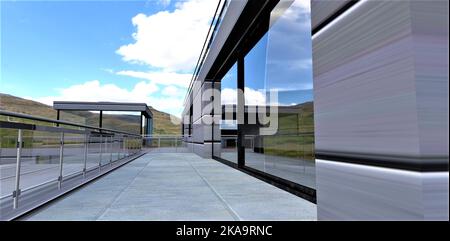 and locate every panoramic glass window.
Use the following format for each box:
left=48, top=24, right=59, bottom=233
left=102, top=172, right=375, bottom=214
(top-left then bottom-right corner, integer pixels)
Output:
left=60, top=110, right=100, bottom=127
left=244, top=34, right=268, bottom=171
left=244, top=0, right=315, bottom=188
left=102, top=111, right=141, bottom=135
left=215, top=62, right=238, bottom=163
